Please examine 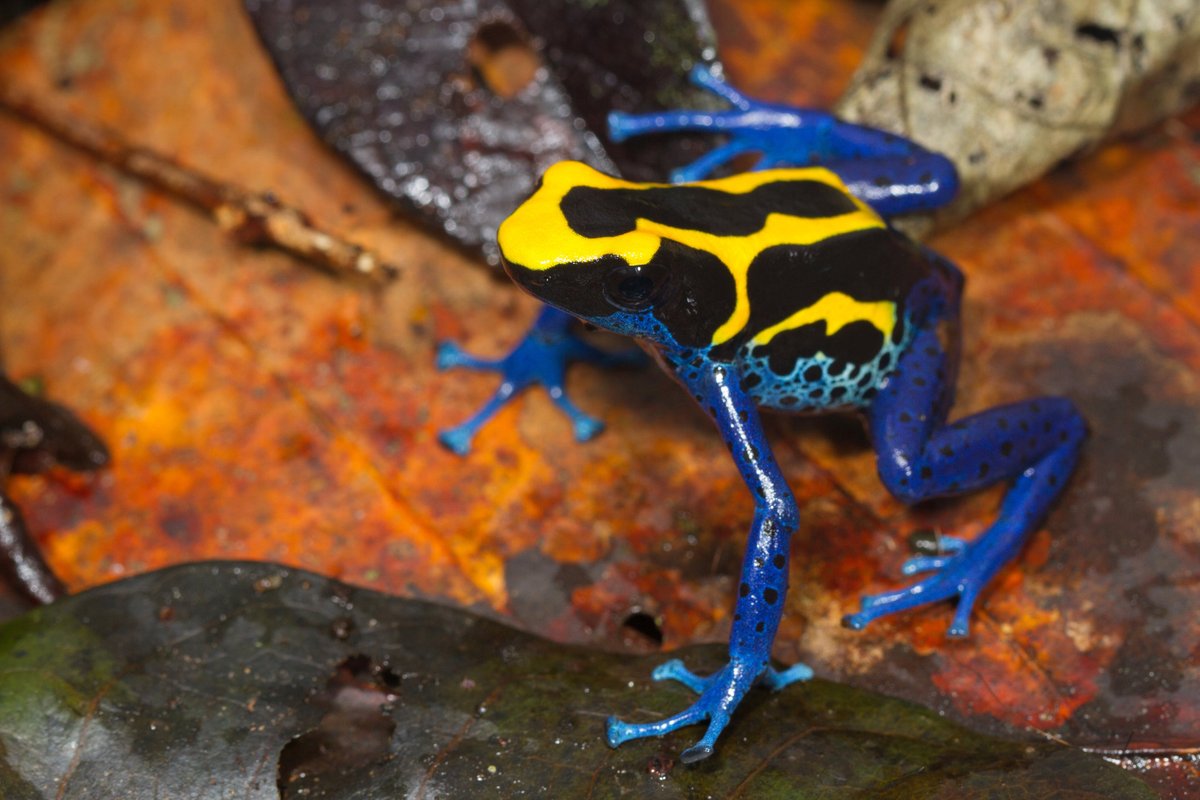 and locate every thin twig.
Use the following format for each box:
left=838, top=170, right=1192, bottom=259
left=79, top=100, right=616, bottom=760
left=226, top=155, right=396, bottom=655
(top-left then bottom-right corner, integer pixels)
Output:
left=0, top=84, right=399, bottom=285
